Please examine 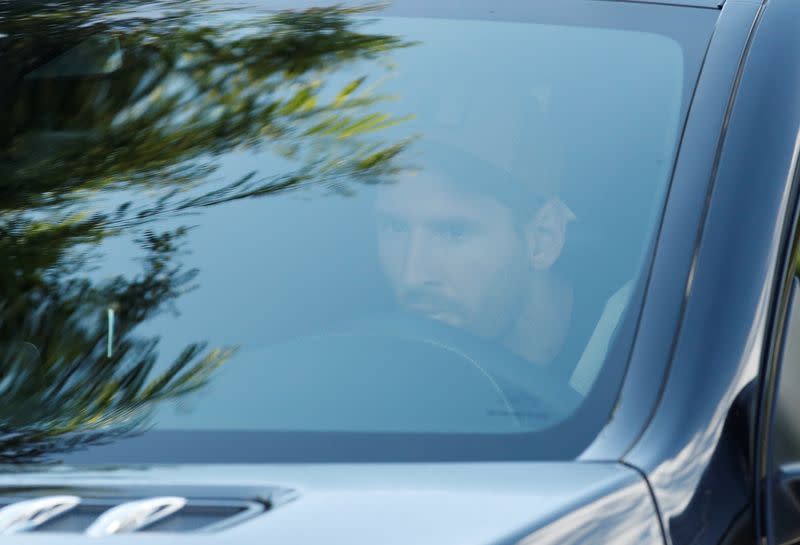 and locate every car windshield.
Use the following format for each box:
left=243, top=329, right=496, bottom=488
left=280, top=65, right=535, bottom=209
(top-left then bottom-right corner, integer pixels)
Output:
left=0, top=0, right=715, bottom=464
